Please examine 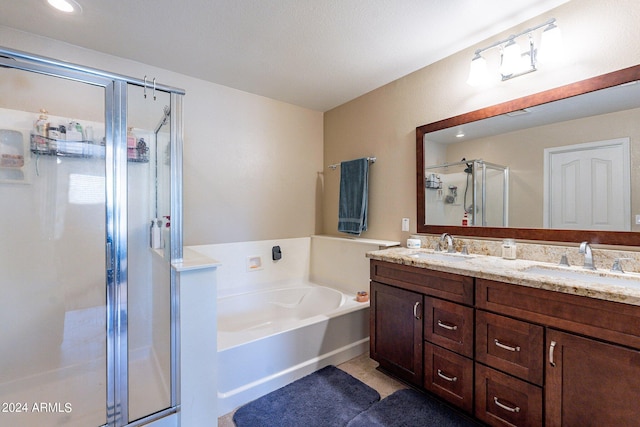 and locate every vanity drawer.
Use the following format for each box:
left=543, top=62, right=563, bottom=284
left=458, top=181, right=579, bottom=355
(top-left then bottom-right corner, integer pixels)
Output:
left=424, top=343, right=473, bottom=414
left=476, top=311, right=543, bottom=385
left=370, top=260, right=474, bottom=305
left=476, top=278, right=640, bottom=350
left=475, top=364, right=542, bottom=427
left=424, top=297, right=474, bottom=357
